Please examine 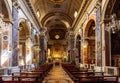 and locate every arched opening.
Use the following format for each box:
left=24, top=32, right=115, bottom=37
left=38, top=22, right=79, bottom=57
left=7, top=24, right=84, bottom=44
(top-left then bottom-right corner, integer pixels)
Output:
left=111, top=31, right=120, bottom=66
left=84, top=20, right=96, bottom=64
left=104, top=0, right=120, bottom=66
left=76, top=35, right=81, bottom=63
left=18, top=22, right=31, bottom=65
left=111, top=0, right=120, bottom=66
